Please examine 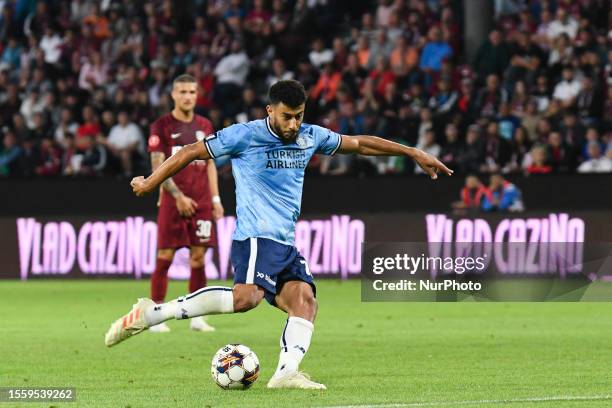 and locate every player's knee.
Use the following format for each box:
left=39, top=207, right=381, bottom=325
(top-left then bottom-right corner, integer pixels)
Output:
left=232, top=286, right=263, bottom=313
left=157, top=249, right=174, bottom=261
left=189, top=247, right=205, bottom=268
left=189, top=254, right=204, bottom=268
